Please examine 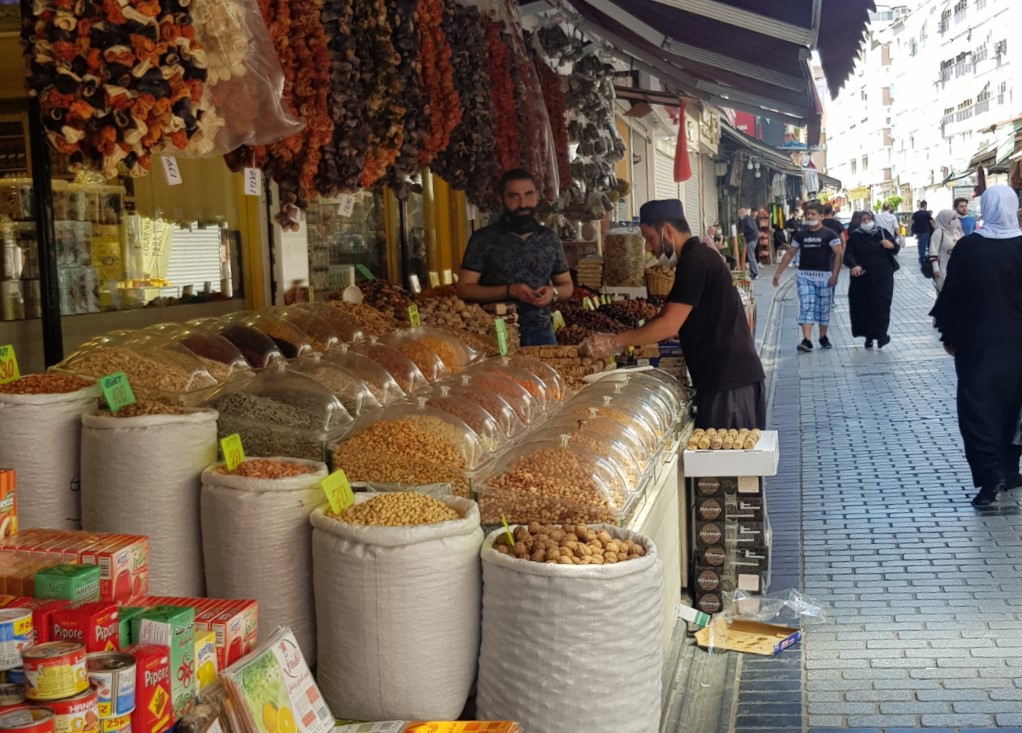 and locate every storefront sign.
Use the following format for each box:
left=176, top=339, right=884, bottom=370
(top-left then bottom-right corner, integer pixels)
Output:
left=0, top=344, right=19, bottom=384
left=494, top=318, right=508, bottom=356
left=100, top=372, right=136, bottom=413
left=407, top=304, right=421, bottom=327
left=219, top=434, right=245, bottom=471
left=160, top=157, right=183, bottom=187
left=243, top=168, right=262, bottom=197
left=321, top=470, right=355, bottom=515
